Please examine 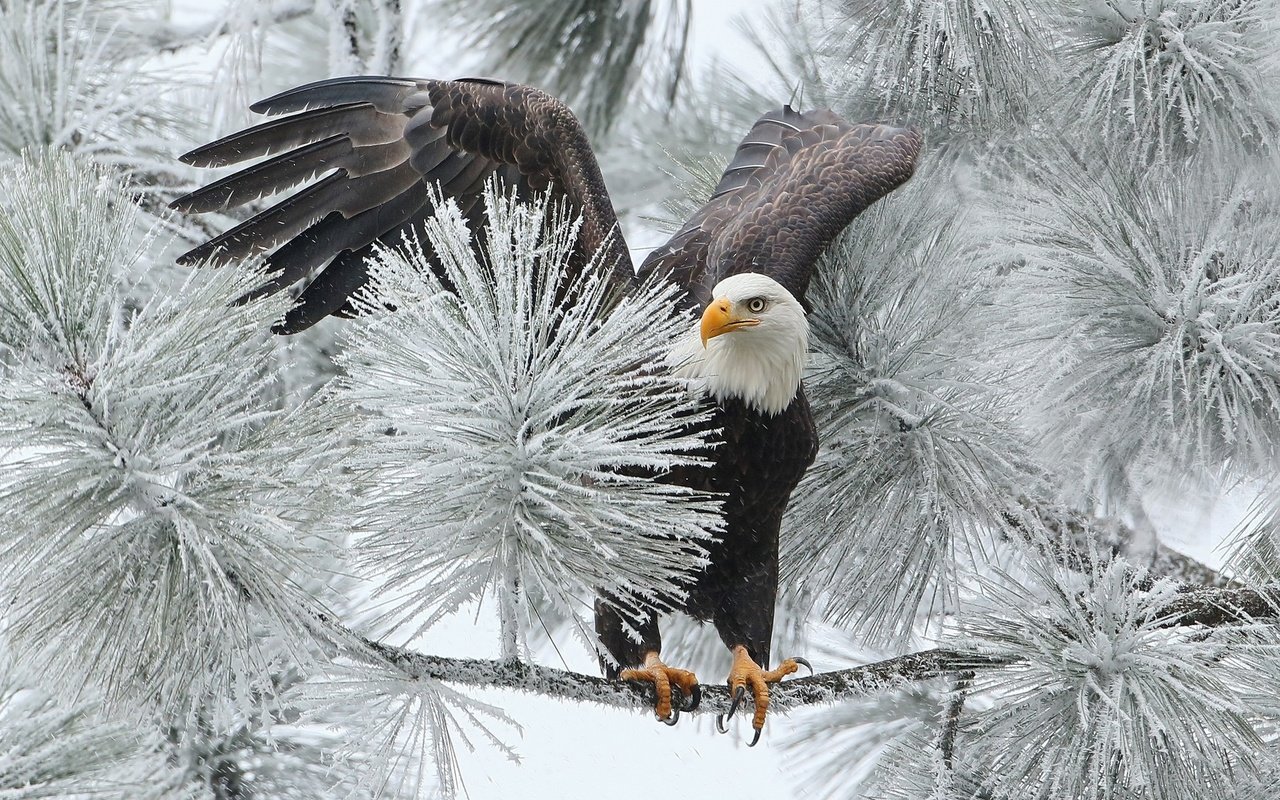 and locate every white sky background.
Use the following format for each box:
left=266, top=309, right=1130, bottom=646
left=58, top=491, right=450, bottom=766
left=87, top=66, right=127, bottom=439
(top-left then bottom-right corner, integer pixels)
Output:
left=157, top=1, right=1253, bottom=797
